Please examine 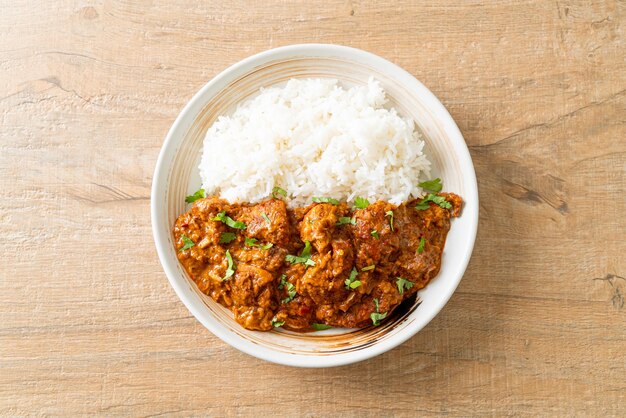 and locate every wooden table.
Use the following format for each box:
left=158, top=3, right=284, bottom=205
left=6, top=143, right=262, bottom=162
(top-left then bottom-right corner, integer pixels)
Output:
left=1, top=1, right=624, bottom=416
